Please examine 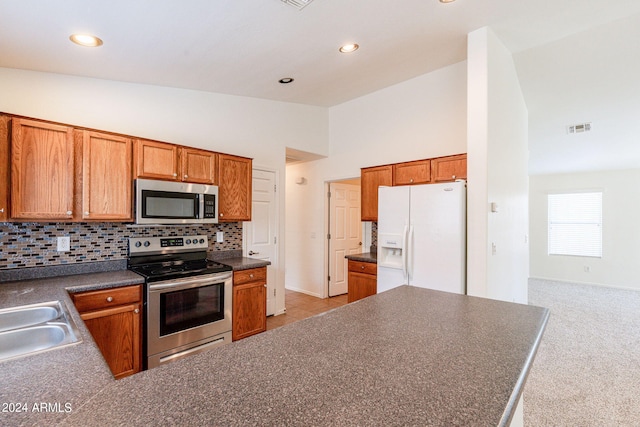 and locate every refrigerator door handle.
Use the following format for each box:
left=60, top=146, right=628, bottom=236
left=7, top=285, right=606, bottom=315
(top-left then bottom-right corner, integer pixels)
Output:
left=408, top=225, right=415, bottom=282
left=402, top=225, right=409, bottom=279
